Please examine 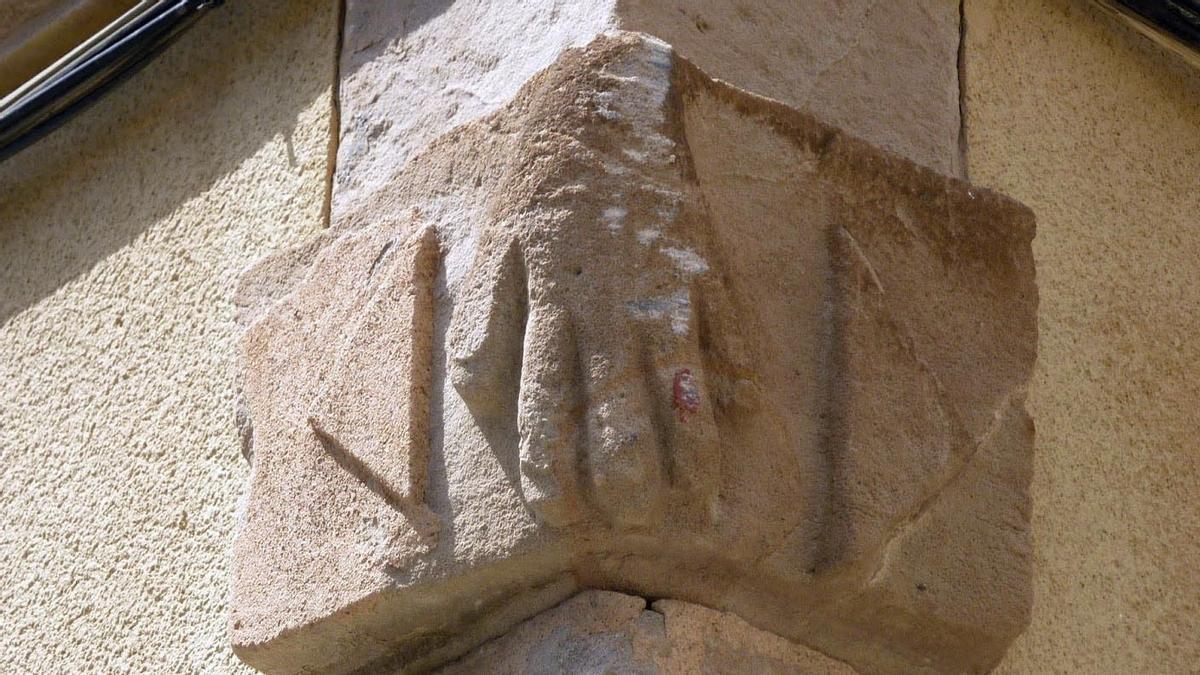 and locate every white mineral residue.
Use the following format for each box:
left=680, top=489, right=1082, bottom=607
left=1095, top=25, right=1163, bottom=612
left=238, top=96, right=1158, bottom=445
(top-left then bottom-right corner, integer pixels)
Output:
left=637, top=229, right=660, bottom=245
left=662, top=247, right=709, bottom=275
left=627, top=288, right=691, bottom=335
left=602, top=205, right=628, bottom=232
